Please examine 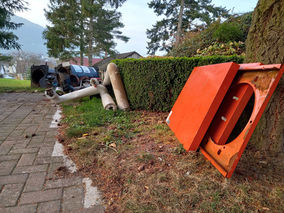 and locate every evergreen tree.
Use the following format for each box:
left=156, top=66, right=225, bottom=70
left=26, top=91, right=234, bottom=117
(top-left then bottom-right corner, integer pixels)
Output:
left=146, top=0, right=229, bottom=55
left=43, top=0, right=82, bottom=61
left=82, top=0, right=129, bottom=65
left=44, top=0, right=128, bottom=65
left=0, top=0, right=27, bottom=50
